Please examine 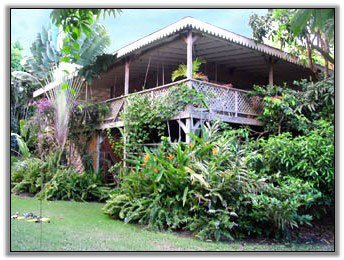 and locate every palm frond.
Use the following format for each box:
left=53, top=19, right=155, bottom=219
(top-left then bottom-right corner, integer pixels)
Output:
left=171, top=57, right=208, bottom=82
